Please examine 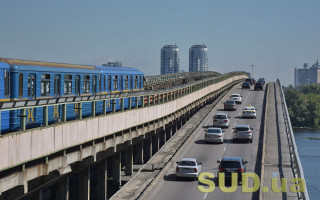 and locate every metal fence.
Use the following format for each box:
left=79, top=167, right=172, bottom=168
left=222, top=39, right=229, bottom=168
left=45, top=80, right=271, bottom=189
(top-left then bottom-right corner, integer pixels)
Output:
left=277, top=79, right=309, bottom=200
left=0, top=72, right=247, bottom=135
